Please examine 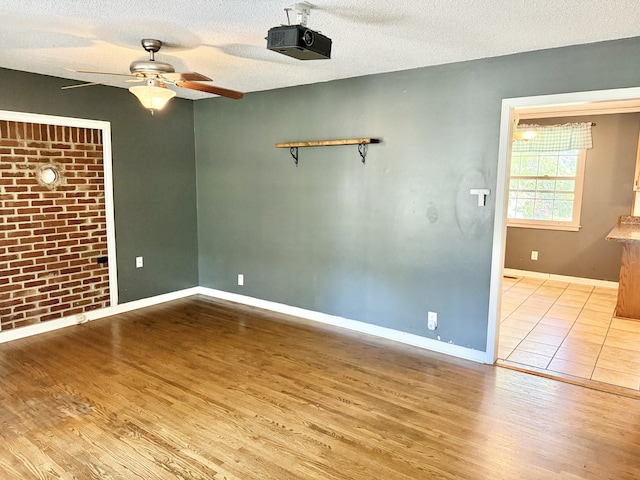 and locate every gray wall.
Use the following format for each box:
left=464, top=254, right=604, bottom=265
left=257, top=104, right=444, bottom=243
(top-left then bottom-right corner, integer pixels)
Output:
left=195, top=37, right=640, bottom=352
left=505, top=114, right=639, bottom=281
left=0, top=68, right=199, bottom=303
